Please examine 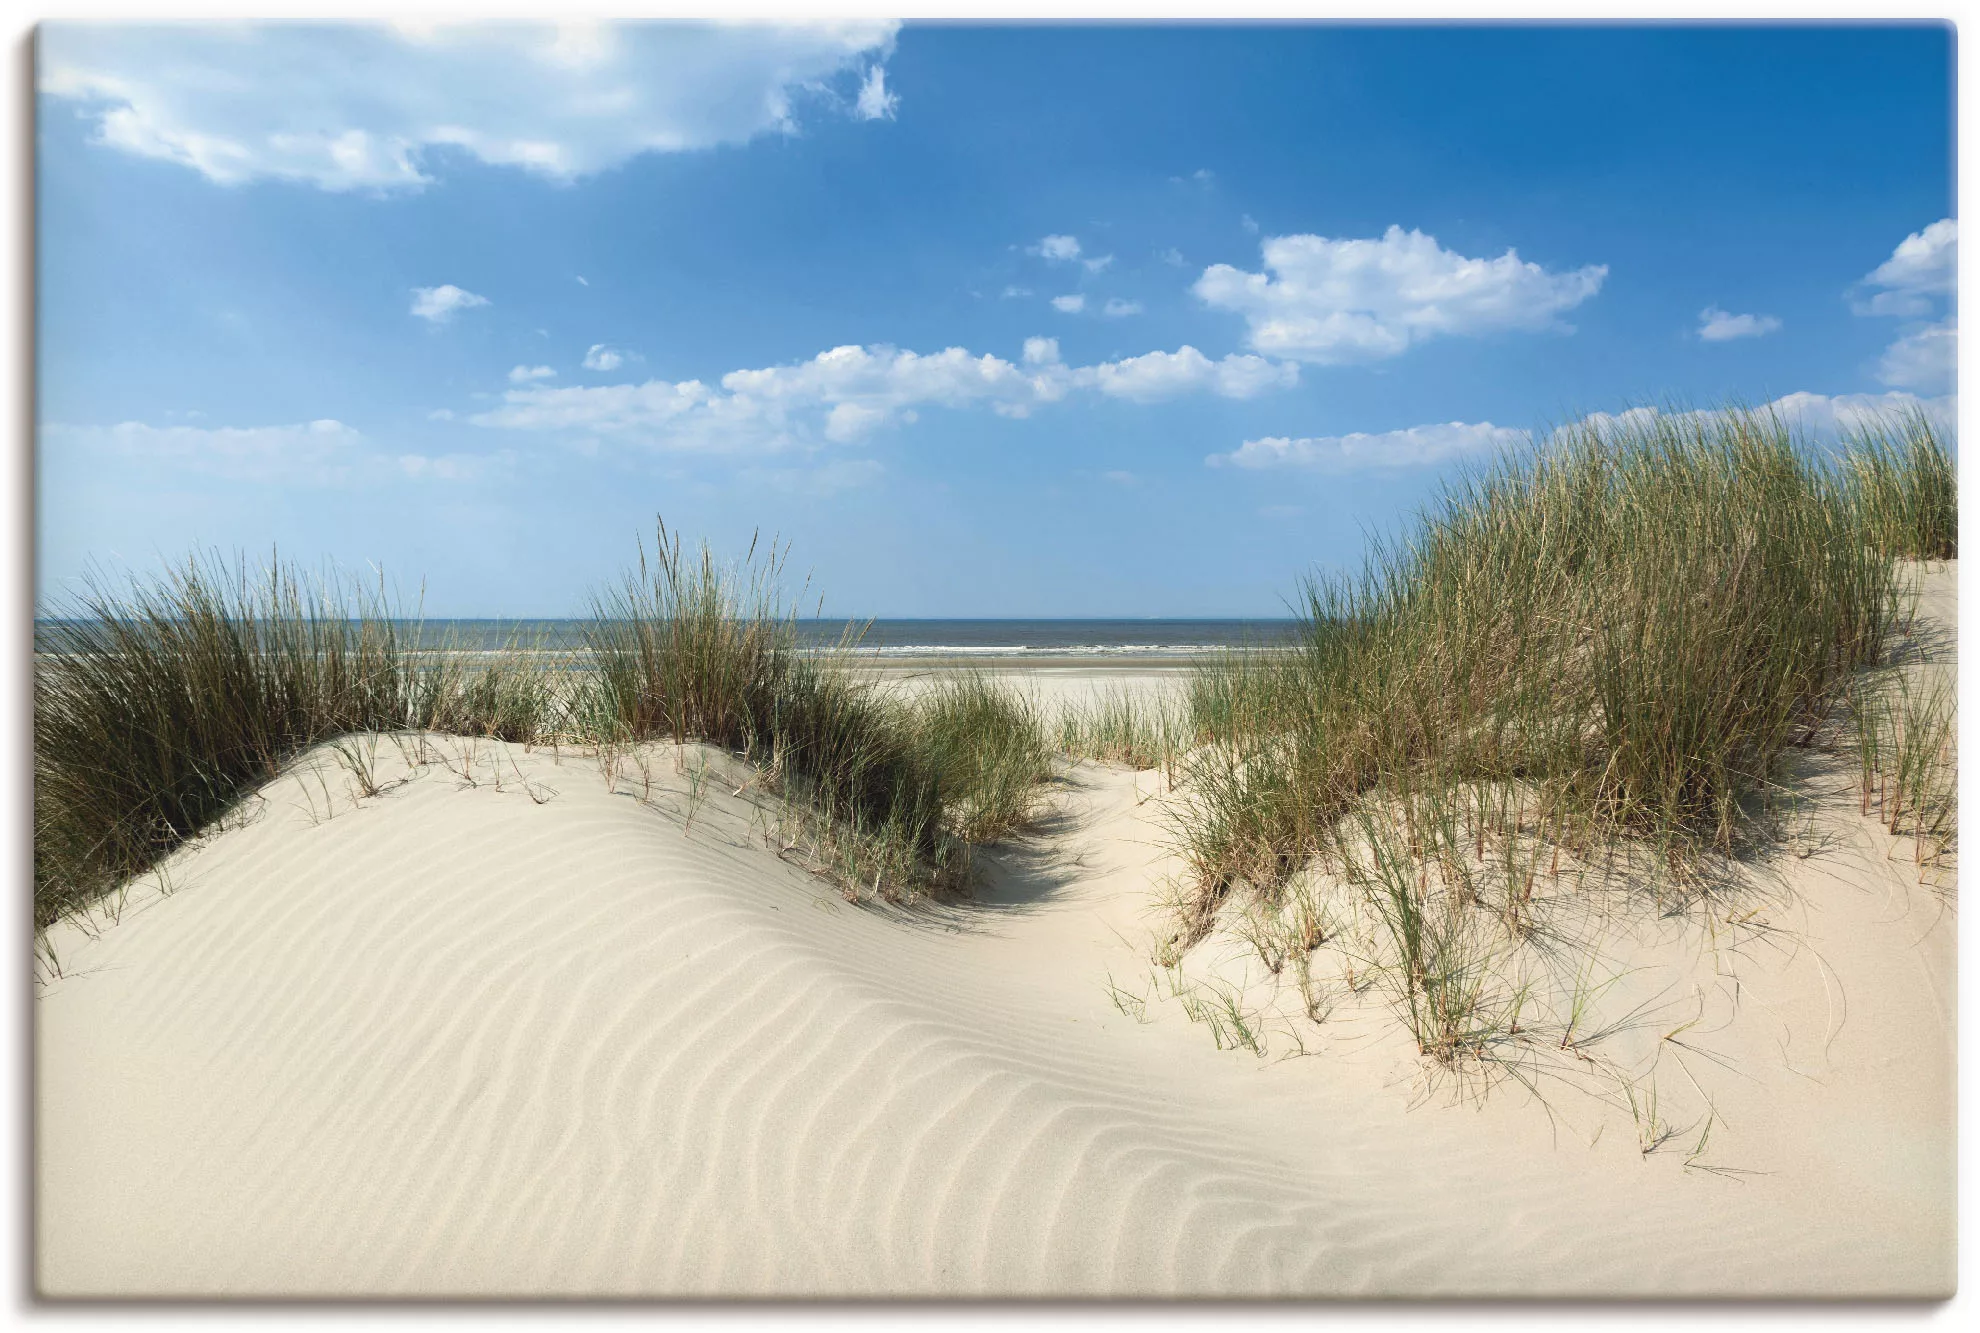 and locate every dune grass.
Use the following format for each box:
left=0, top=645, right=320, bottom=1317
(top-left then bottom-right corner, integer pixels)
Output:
left=581, top=523, right=951, bottom=896
left=414, top=640, right=574, bottom=745
left=581, top=524, right=1055, bottom=899
left=31, top=557, right=566, bottom=927
left=913, top=671, right=1056, bottom=844
left=34, top=525, right=1059, bottom=928
left=1842, top=408, right=1958, bottom=560
left=1165, top=405, right=1955, bottom=1062
left=1851, top=668, right=1958, bottom=876
left=1054, top=682, right=1190, bottom=776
